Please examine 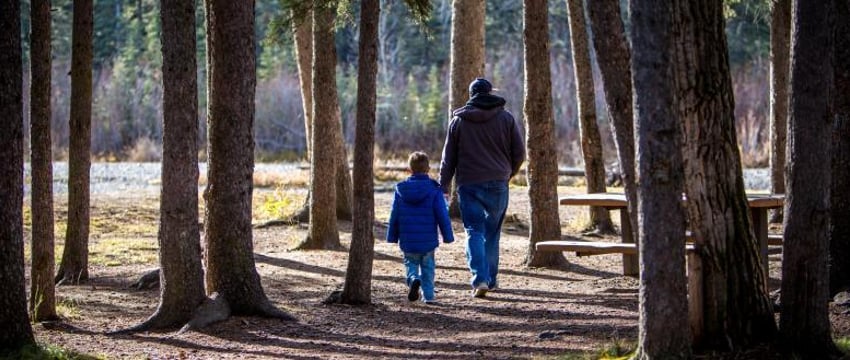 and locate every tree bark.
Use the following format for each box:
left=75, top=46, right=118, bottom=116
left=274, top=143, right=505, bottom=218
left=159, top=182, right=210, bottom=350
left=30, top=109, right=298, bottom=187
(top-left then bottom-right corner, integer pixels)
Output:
left=523, top=0, right=567, bottom=268
left=0, top=0, right=36, bottom=350
left=340, top=0, right=380, bottom=305
left=203, top=0, right=291, bottom=319
left=585, top=0, right=638, bottom=243
left=29, top=0, right=58, bottom=322
left=630, top=0, right=690, bottom=358
left=290, top=7, right=352, bottom=224
left=769, top=0, right=791, bottom=224
left=447, top=0, right=485, bottom=218
left=293, top=10, right=313, bottom=161
left=565, top=0, right=612, bottom=234
left=830, top=0, right=850, bottom=298
left=779, top=0, right=841, bottom=357
left=299, top=0, right=341, bottom=250
left=671, top=0, right=777, bottom=350
left=57, top=0, right=94, bottom=285
left=123, top=0, right=207, bottom=331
